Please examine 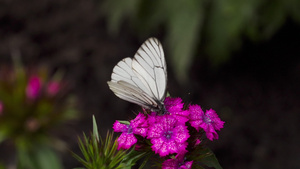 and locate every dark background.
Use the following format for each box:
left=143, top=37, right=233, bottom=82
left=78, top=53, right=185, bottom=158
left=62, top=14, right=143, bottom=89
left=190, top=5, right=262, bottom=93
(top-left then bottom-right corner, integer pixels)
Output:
left=0, top=0, right=300, bottom=168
